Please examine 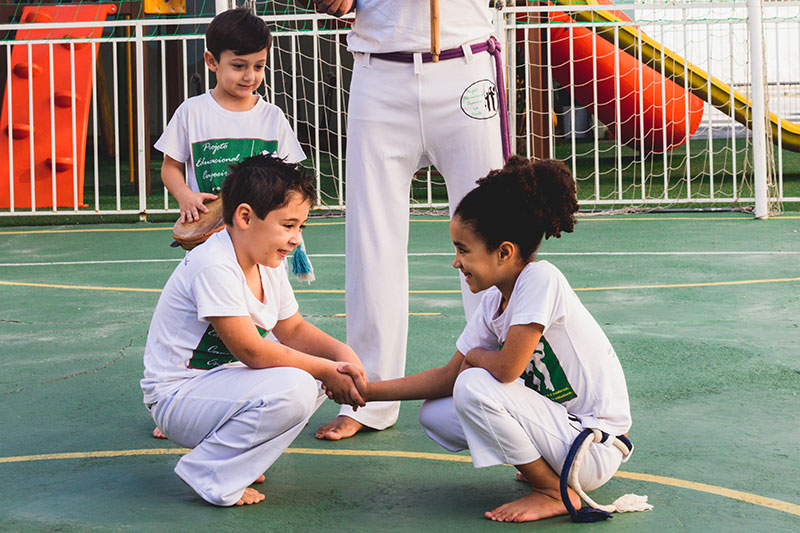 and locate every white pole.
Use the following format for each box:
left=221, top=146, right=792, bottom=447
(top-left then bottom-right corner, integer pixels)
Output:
left=215, top=0, right=230, bottom=15
left=748, top=0, right=769, bottom=219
